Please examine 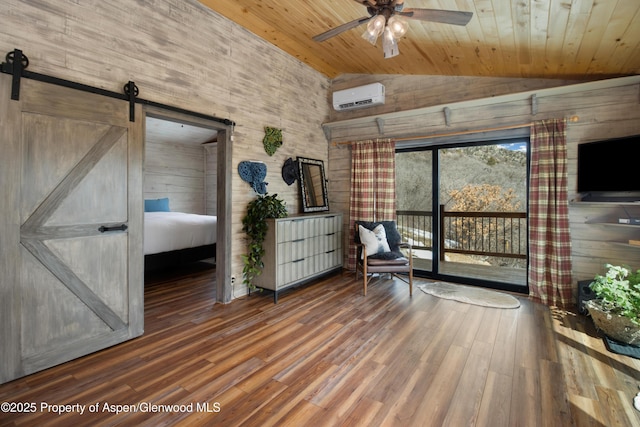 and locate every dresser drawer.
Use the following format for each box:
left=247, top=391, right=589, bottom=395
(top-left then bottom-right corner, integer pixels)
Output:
left=255, top=212, right=343, bottom=301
